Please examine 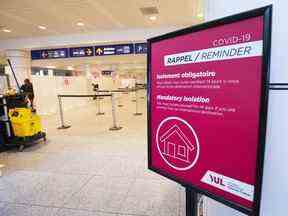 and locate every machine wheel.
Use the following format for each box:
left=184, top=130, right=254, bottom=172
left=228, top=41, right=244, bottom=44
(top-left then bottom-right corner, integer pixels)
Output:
left=18, top=145, right=25, bottom=152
